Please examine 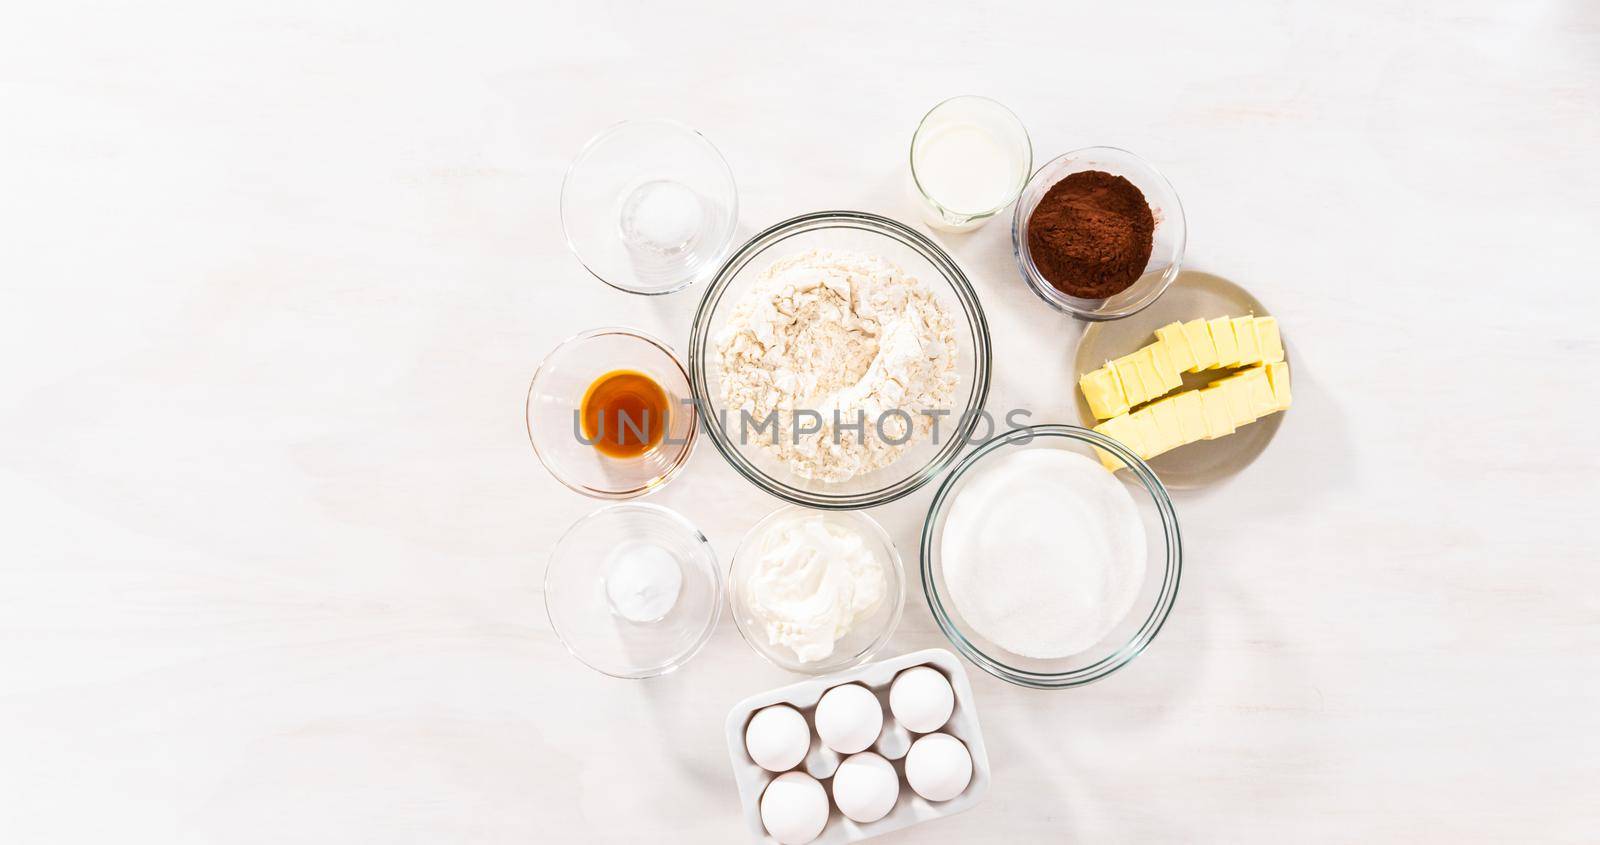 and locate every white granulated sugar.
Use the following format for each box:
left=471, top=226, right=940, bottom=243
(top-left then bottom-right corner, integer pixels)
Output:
left=714, top=249, right=959, bottom=482
left=940, top=448, right=1147, bottom=659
